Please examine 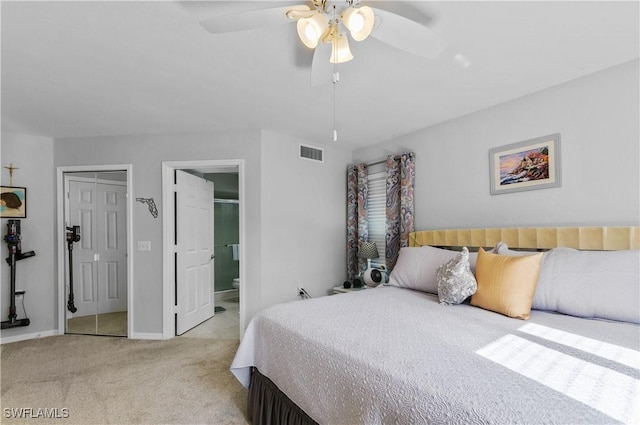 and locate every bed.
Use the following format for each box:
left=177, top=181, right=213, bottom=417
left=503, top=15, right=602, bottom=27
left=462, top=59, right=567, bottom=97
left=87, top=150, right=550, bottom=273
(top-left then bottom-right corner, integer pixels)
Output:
left=231, top=226, right=640, bottom=425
